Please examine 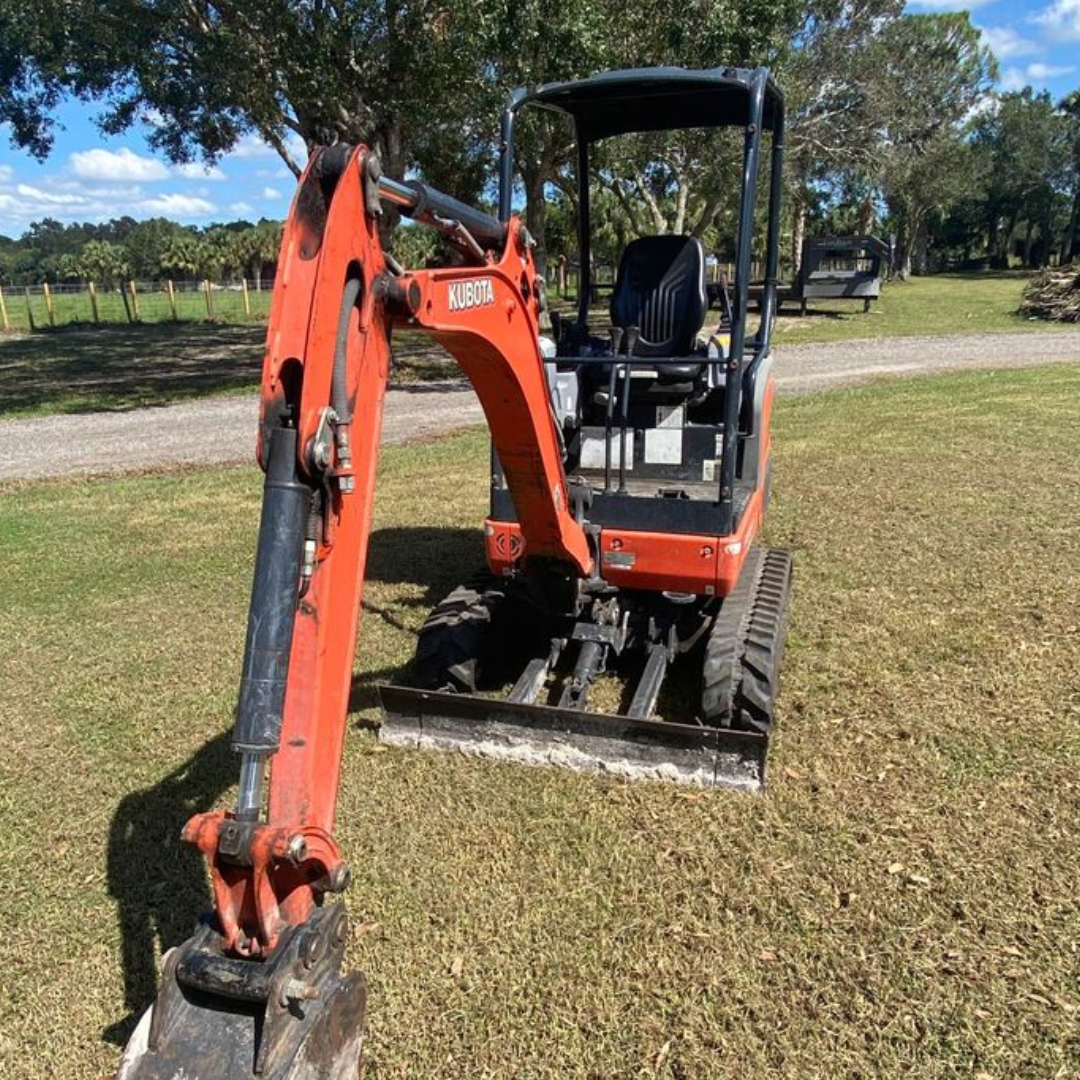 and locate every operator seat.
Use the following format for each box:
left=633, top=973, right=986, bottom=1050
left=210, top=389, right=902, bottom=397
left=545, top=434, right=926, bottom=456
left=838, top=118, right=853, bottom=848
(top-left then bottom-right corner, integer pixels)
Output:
left=610, top=235, right=707, bottom=381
